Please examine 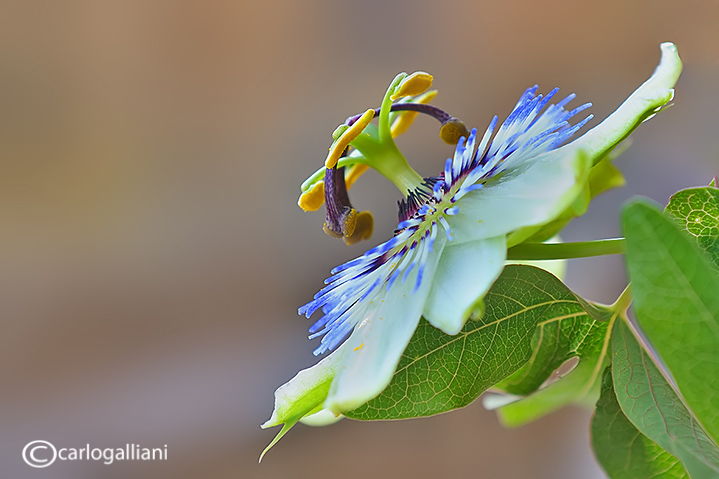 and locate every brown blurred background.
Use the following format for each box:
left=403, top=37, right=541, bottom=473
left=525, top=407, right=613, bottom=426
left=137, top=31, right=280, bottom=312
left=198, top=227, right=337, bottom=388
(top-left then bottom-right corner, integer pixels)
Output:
left=1, top=0, right=717, bottom=478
